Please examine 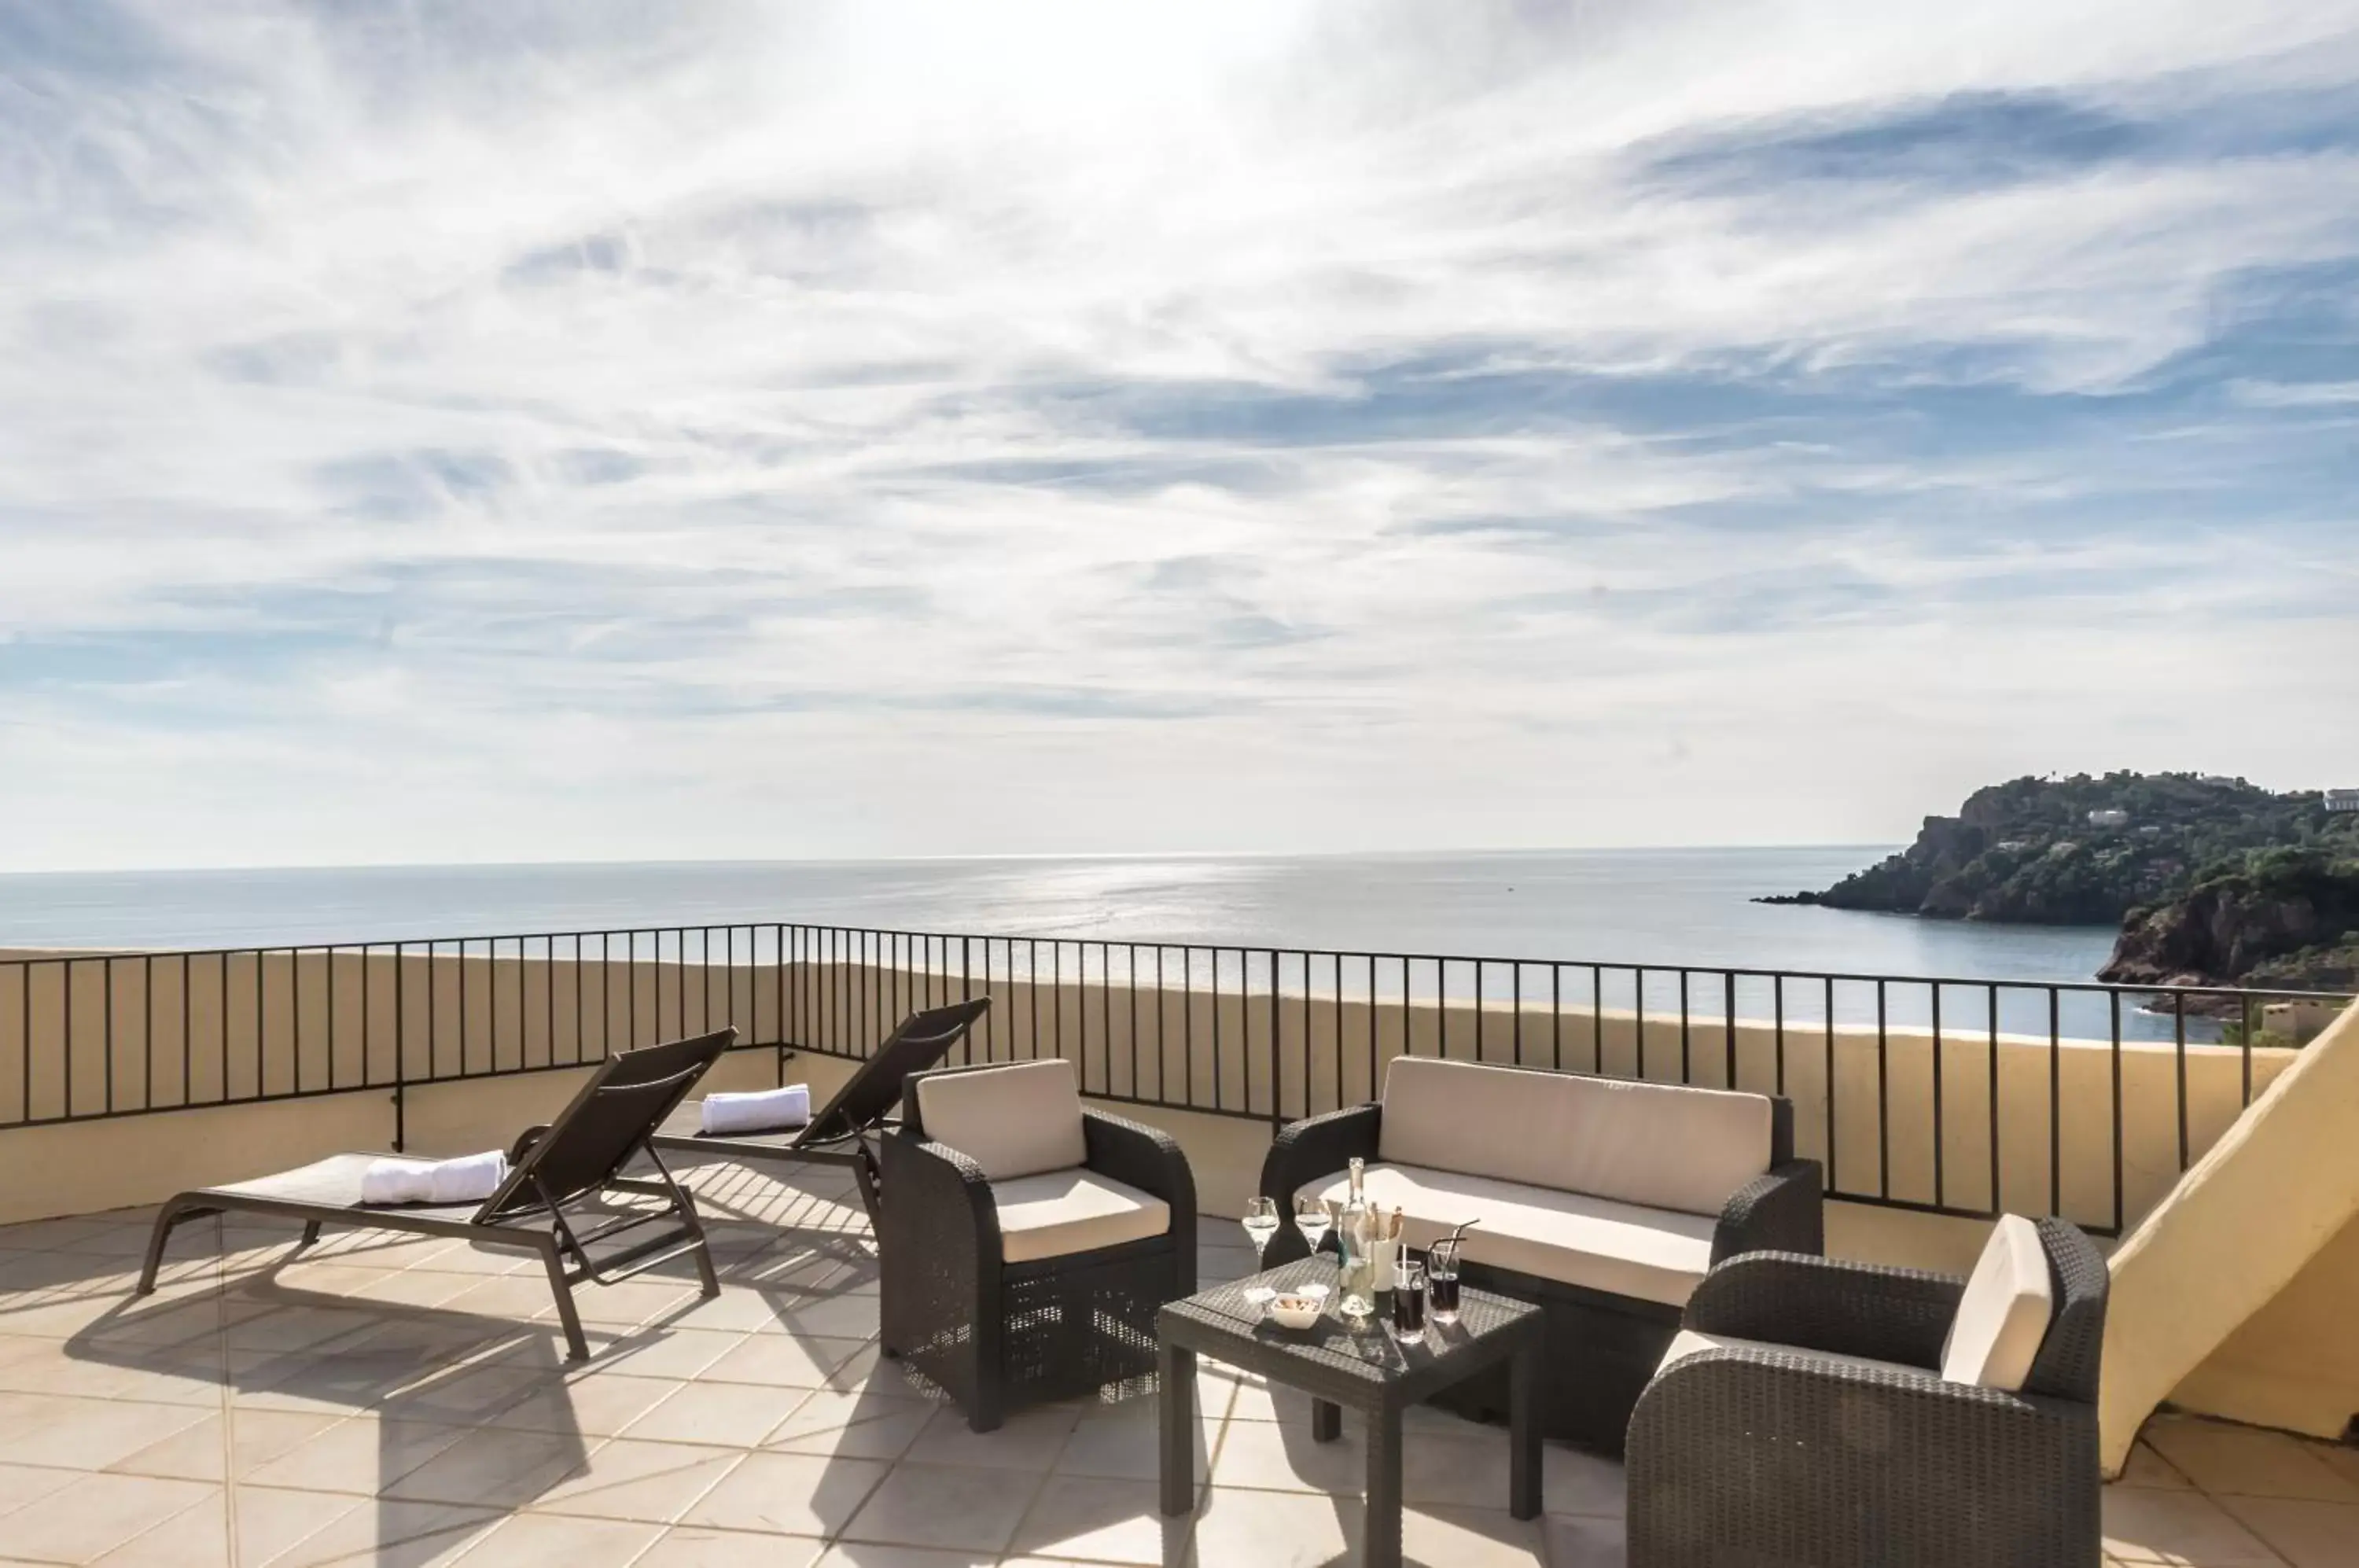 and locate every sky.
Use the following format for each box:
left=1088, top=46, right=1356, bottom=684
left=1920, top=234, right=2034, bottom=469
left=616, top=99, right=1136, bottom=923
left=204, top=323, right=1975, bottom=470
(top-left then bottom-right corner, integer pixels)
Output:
left=2, top=0, right=2356, bottom=873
